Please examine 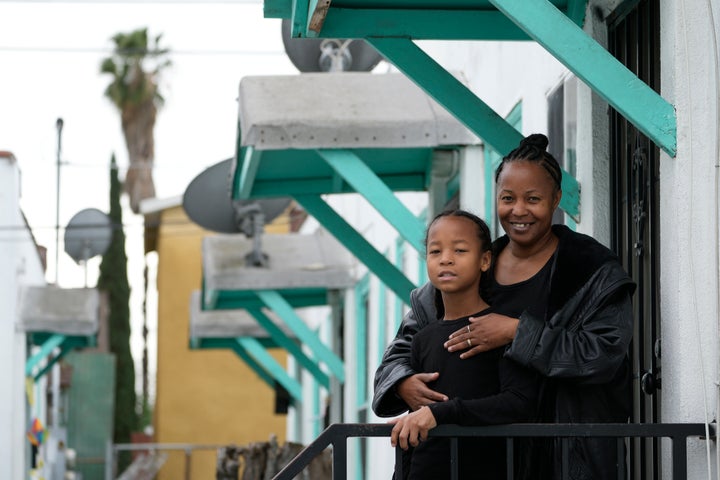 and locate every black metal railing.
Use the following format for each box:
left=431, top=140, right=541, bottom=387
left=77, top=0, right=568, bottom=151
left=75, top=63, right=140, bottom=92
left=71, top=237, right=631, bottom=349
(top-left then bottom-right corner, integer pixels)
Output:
left=271, top=423, right=713, bottom=480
